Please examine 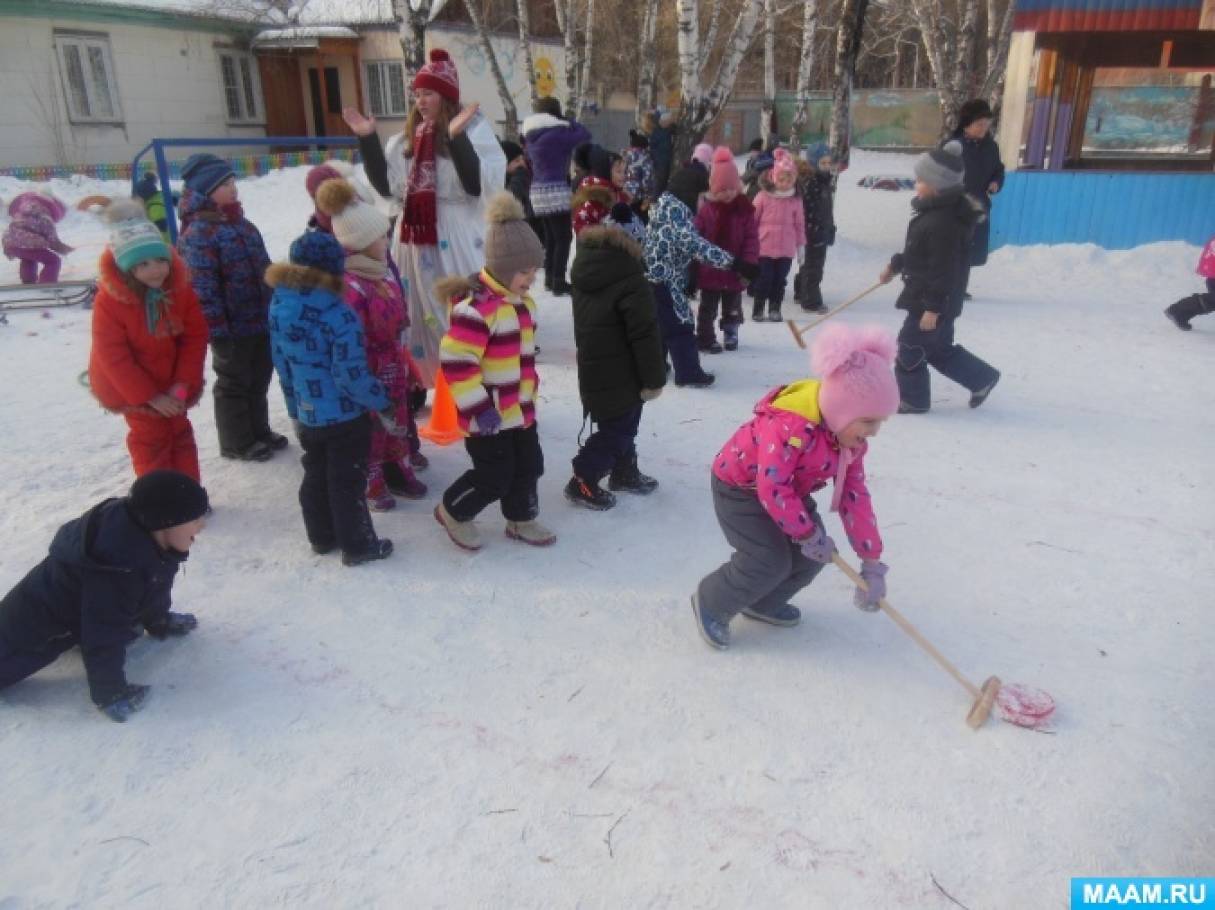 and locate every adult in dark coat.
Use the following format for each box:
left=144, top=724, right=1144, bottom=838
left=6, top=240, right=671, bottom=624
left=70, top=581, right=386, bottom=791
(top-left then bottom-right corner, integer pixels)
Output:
left=0, top=471, right=208, bottom=721
left=881, top=141, right=1000, bottom=413
left=566, top=216, right=667, bottom=509
left=951, top=99, right=1005, bottom=297
left=649, top=112, right=676, bottom=198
